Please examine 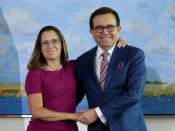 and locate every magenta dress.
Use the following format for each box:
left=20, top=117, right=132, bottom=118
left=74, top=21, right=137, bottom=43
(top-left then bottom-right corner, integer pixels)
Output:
left=25, top=60, right=78, bottom=131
